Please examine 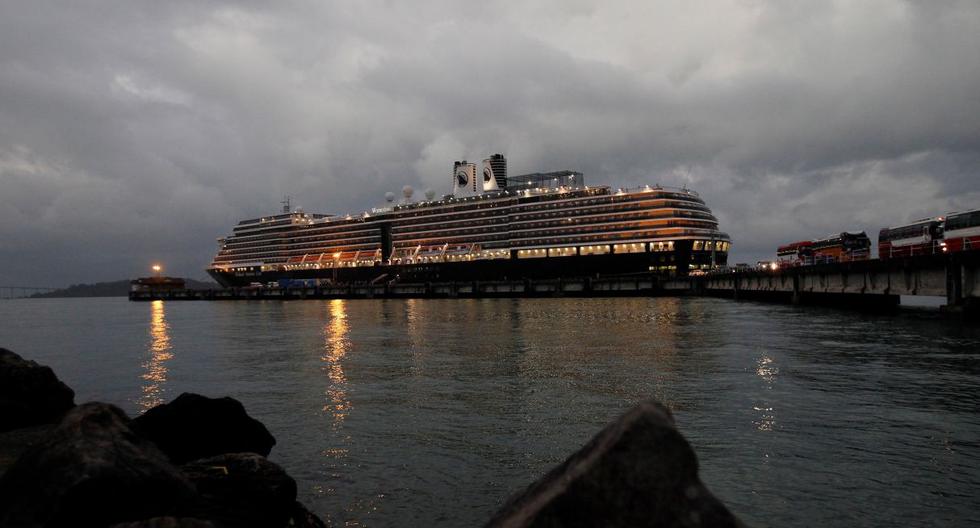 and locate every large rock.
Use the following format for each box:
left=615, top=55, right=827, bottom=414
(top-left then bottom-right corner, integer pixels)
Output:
left=180, top=453, right=297, bottom=528
left=0, top=423, right=56, bottom=478
left=131, top=393, right=276, bottom=464
left=0, top=403, right=196, bottom=527
left=289, top=501, right=328, bottom=528
left=486, top=401, right=744, bottom=528
left=0, top=348, right=75, bottom=432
